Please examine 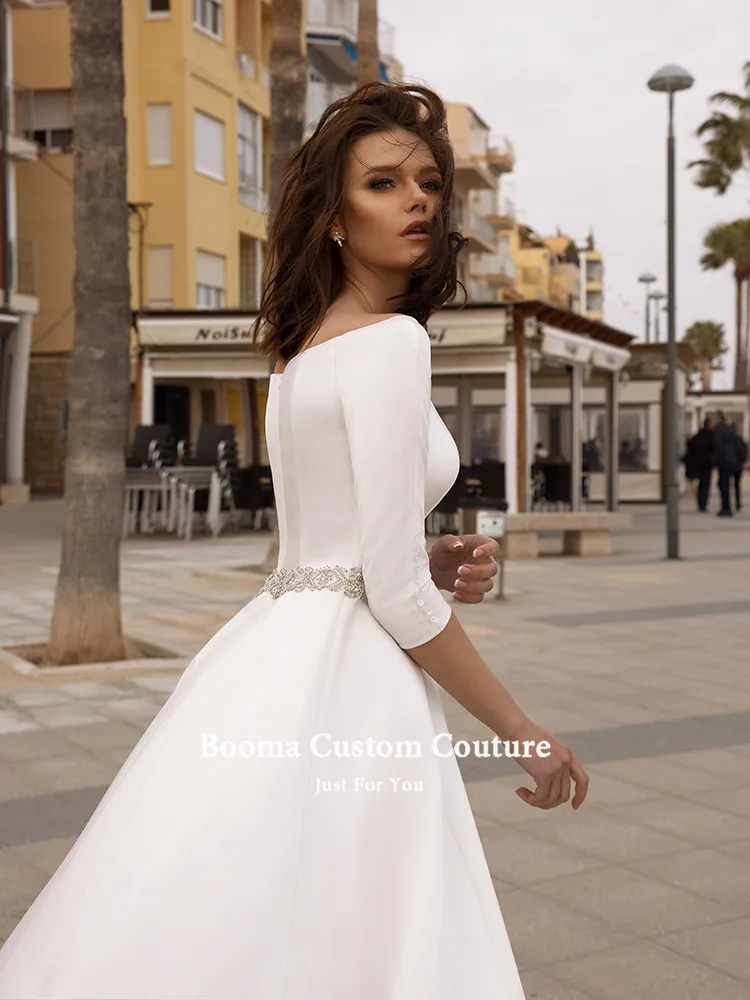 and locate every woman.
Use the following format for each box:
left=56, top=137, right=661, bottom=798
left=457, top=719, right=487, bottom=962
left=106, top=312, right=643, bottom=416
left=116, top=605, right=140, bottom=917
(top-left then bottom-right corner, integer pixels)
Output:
left=0, top=82, right=588, bottom=999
